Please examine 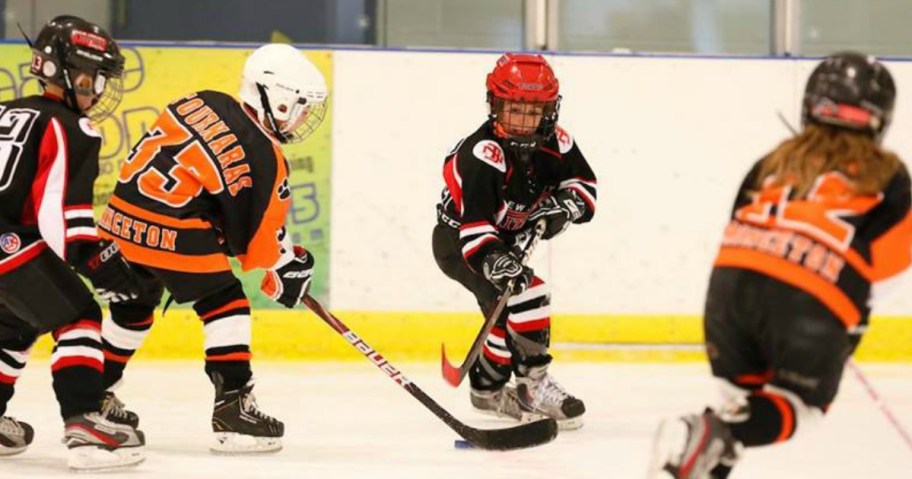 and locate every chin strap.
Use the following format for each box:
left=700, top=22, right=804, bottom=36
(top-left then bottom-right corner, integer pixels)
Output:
left=256, top=82, right=286, bottom=143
